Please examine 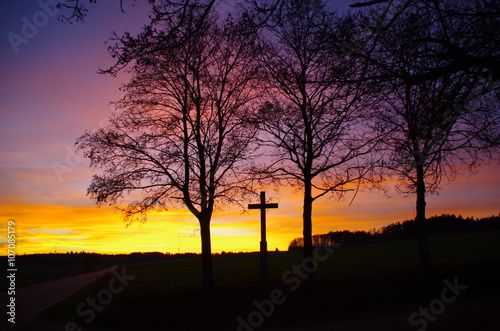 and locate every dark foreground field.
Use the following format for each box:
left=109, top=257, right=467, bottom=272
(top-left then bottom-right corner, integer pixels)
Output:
left=41, top=231, right=500, bottom=330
